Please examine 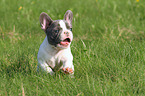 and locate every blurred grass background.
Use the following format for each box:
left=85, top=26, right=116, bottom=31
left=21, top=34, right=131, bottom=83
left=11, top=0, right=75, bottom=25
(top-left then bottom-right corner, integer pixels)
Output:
left=0, top=0, right=145, bottom=95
